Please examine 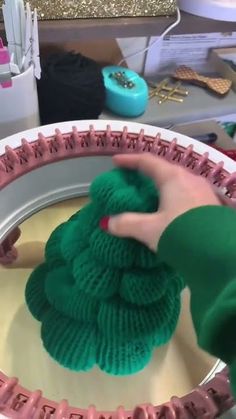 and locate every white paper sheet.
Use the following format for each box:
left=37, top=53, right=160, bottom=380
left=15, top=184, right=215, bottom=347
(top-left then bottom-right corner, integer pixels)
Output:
left=144, top=32, right=236, bottom=77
